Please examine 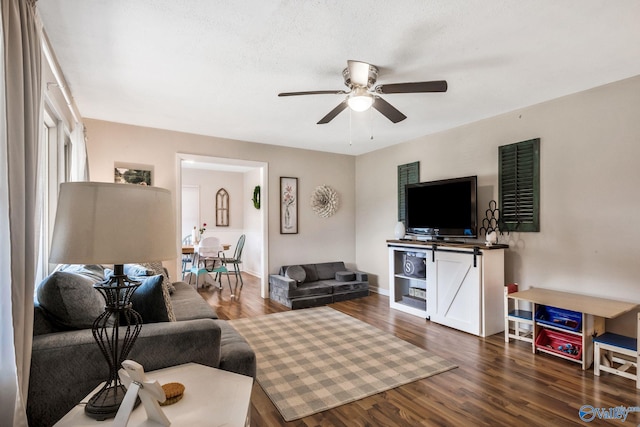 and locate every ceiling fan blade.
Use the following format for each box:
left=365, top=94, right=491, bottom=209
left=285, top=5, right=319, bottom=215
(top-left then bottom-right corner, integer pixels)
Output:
left=317, top=100, right=348, bottom=124
left=375, top=80, right=448, bottom=94
left=279, top=90, right=347, bottom=97
left=347, top=60, right=371, bottom=87
left=372, top=97, right=407, bottom=123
